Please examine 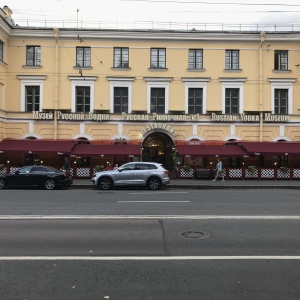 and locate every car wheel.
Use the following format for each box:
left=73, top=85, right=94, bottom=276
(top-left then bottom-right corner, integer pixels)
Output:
left=0, top=178, right=6, bottom=189
left=98, top=177, right=113, bottom=190
left=45, top=179, right=56, bottom=190
left=147, top=177, right=161, bottom=190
